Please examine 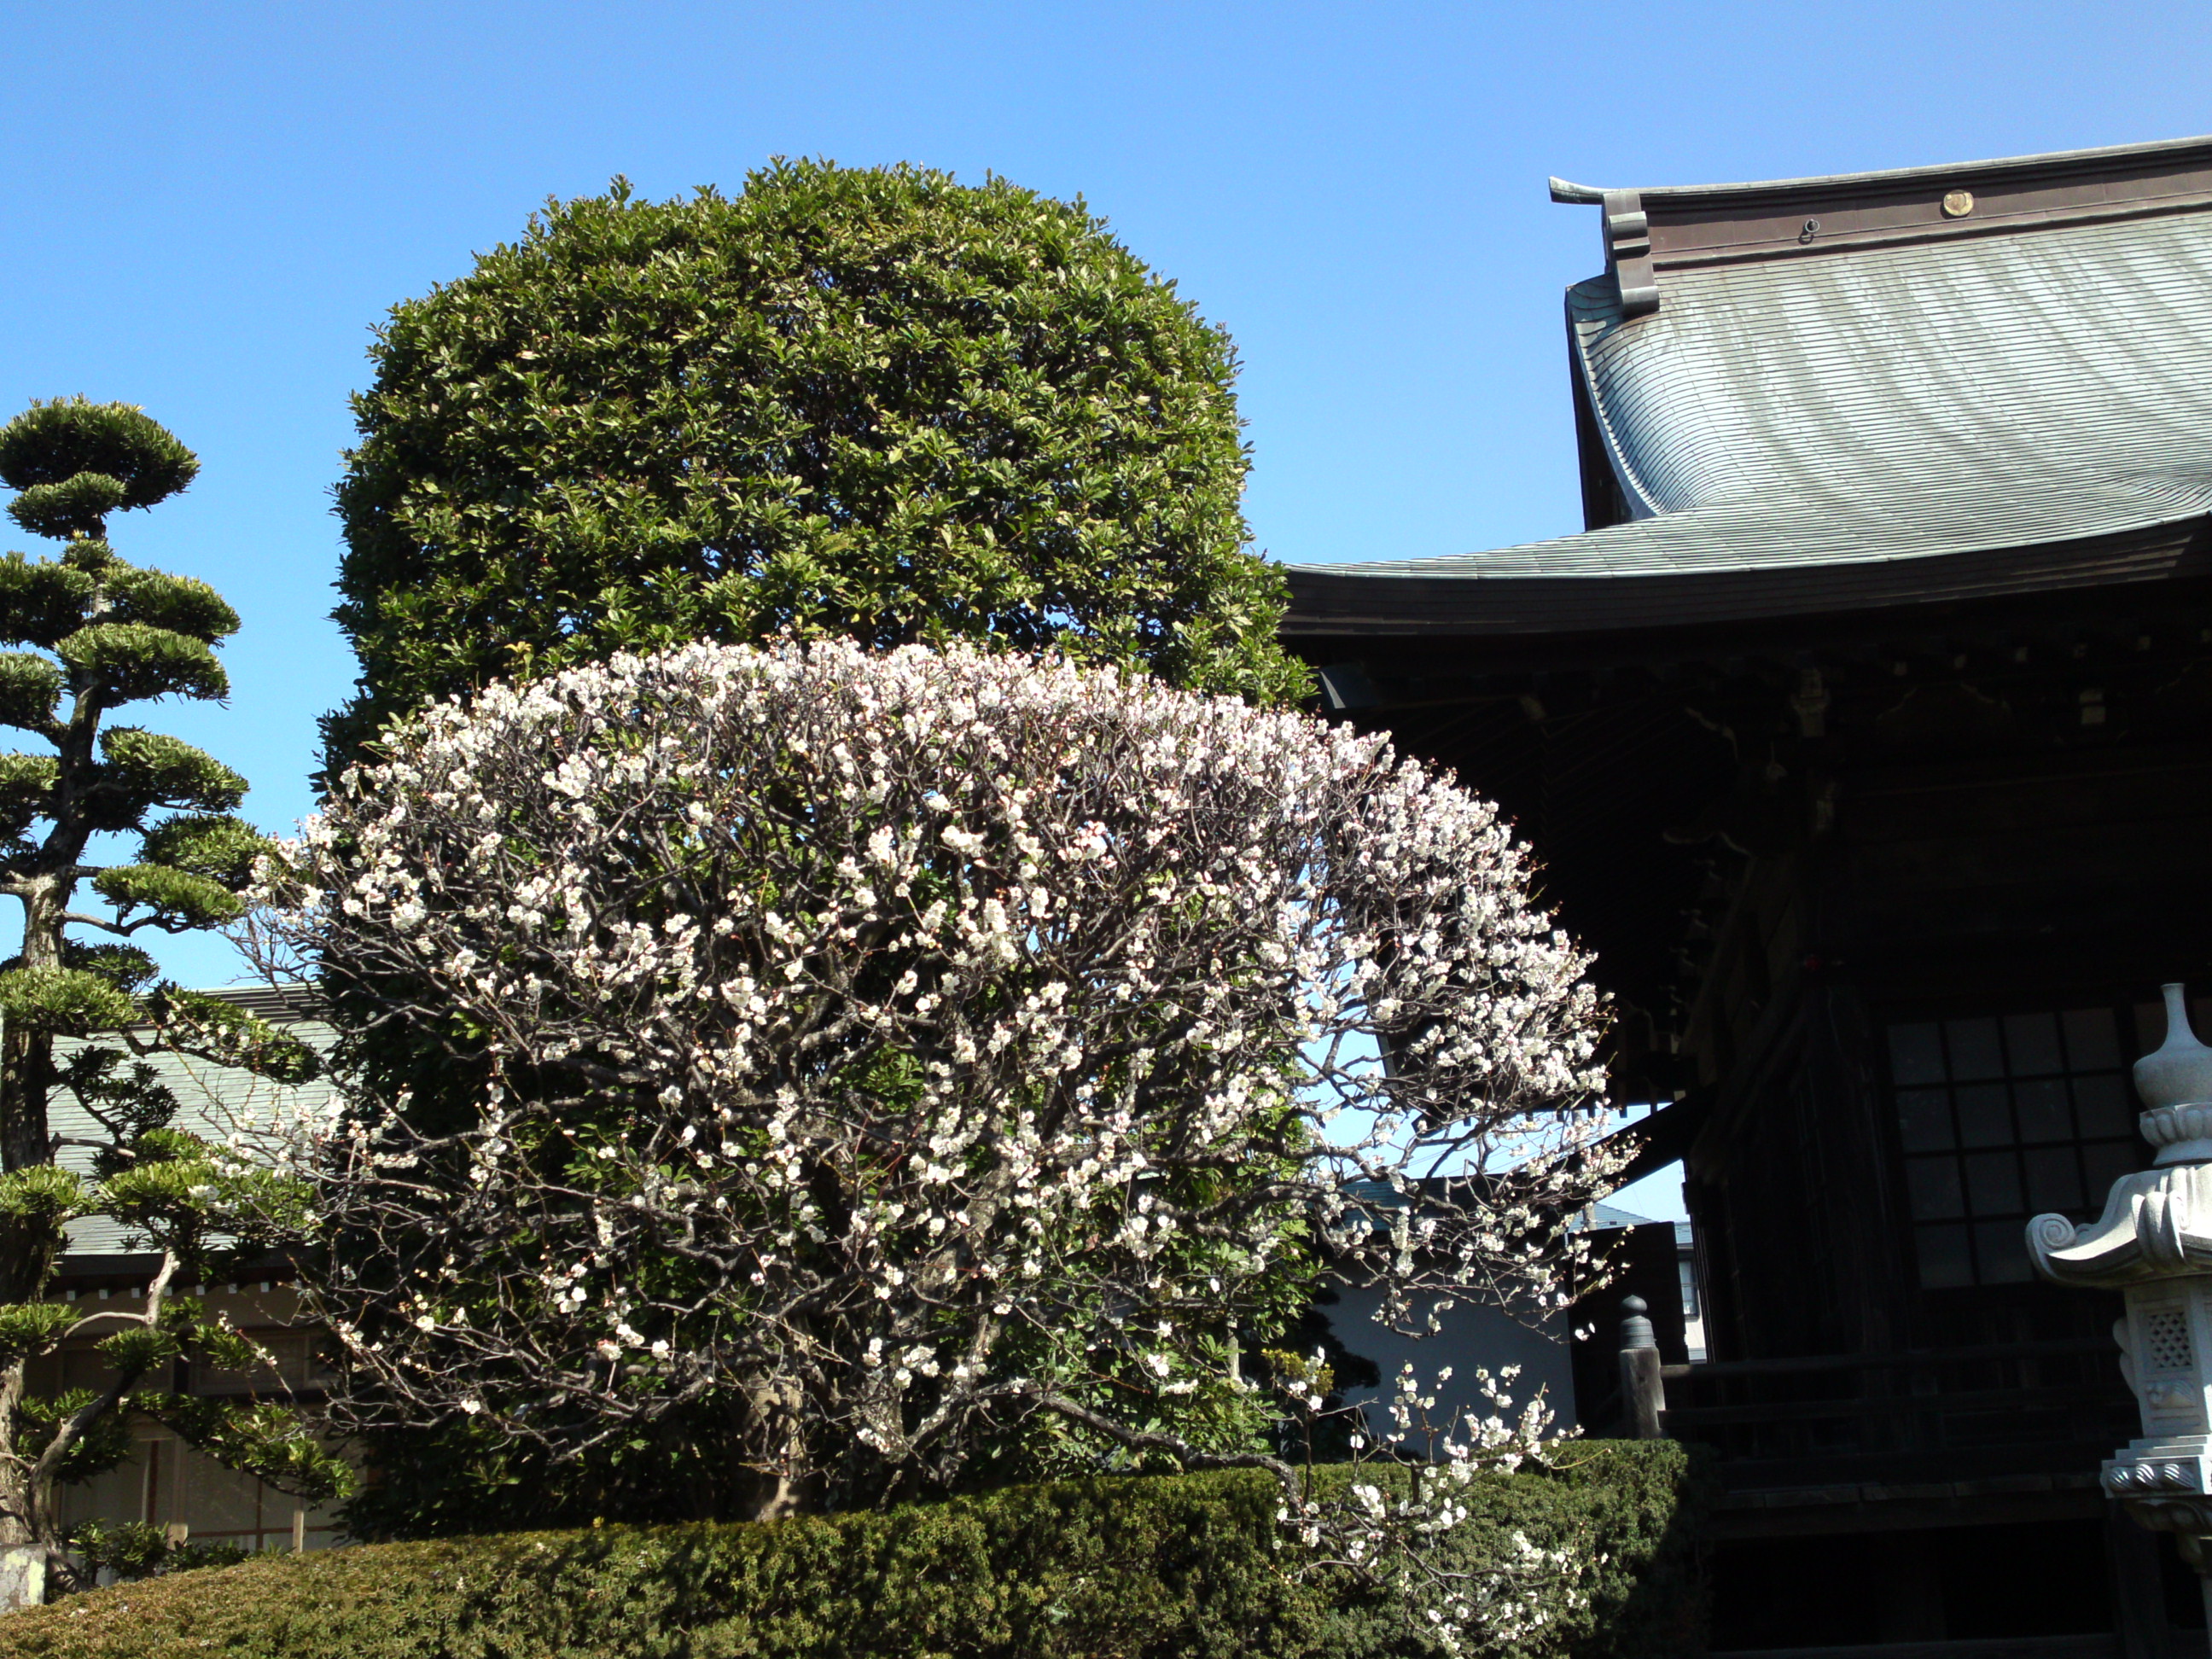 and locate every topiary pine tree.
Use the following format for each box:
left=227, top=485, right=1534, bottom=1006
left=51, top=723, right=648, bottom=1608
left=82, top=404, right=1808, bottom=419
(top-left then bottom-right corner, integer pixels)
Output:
left=324, top=162, right=1311, bottom=776
left=0, top=399, right=349, bottom=1602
